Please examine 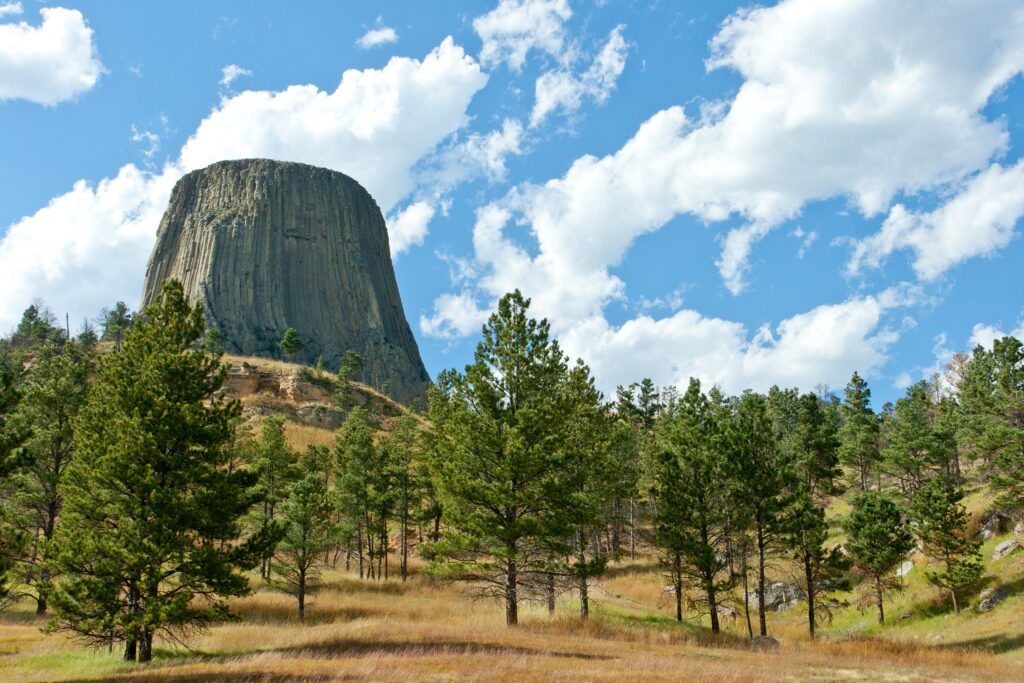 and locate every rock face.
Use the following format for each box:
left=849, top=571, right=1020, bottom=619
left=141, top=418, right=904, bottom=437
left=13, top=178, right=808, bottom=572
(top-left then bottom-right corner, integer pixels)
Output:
left=141, top=159, right=431, bottom=404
